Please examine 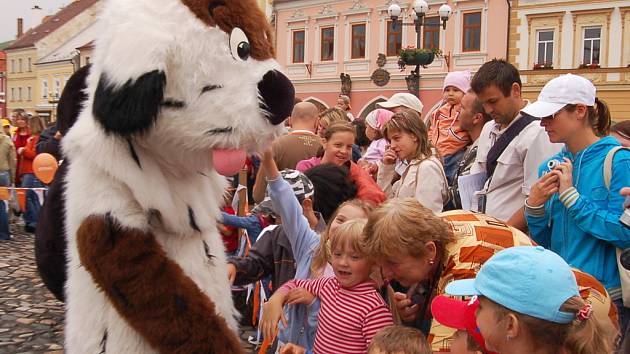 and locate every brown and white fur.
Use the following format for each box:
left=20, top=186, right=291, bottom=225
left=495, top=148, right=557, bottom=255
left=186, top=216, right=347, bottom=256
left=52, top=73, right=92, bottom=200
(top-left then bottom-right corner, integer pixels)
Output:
left=62, top=0, right=294, bottom=353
